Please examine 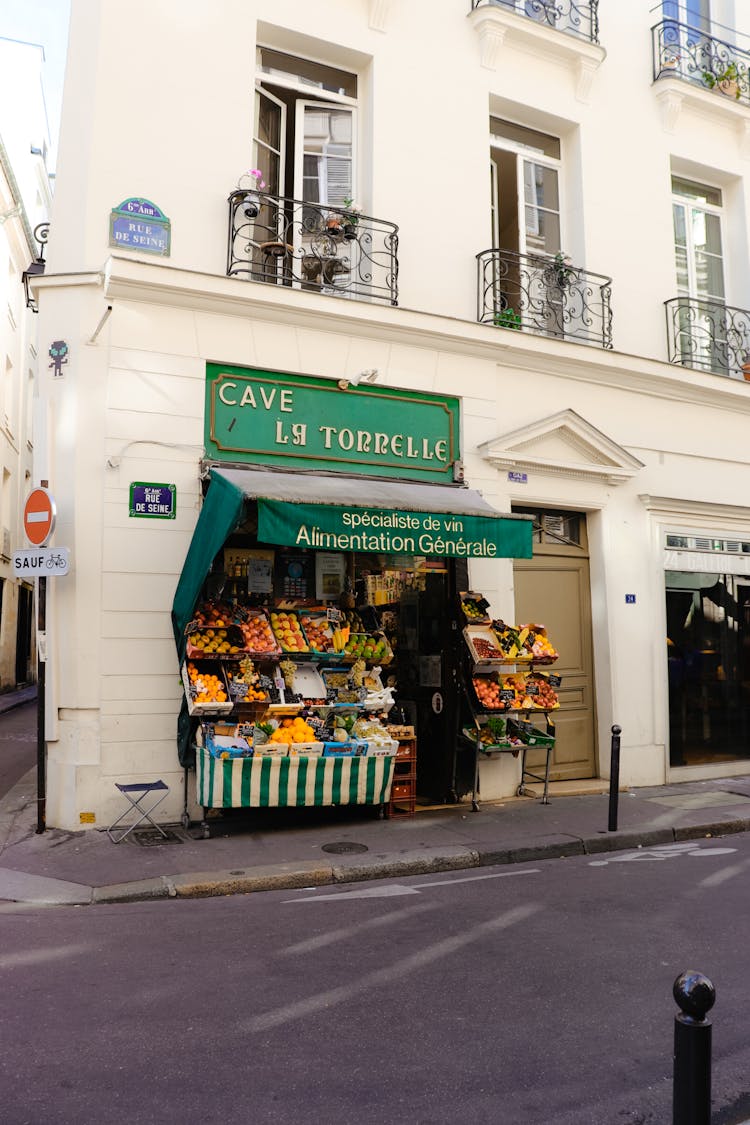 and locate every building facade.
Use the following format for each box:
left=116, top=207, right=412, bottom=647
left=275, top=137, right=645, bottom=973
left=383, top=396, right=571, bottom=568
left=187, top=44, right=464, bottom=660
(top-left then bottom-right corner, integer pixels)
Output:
left=34, top=0, right=750, bottom=830
left=0, top=35, right=52, bottom=694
